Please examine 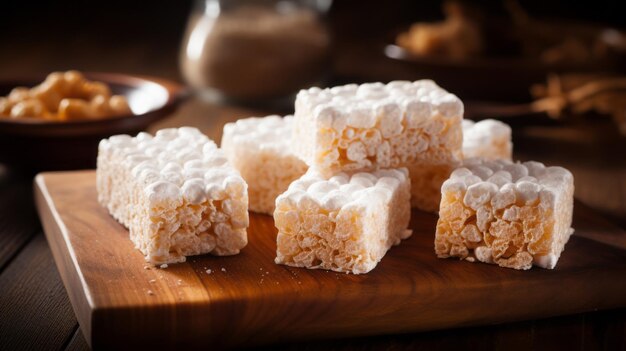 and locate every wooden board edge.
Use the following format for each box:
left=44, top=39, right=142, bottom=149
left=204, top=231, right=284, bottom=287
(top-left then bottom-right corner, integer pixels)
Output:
left=33, top=173, right=95, bottom=349
left=32, top=171, right=626, bottom=349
